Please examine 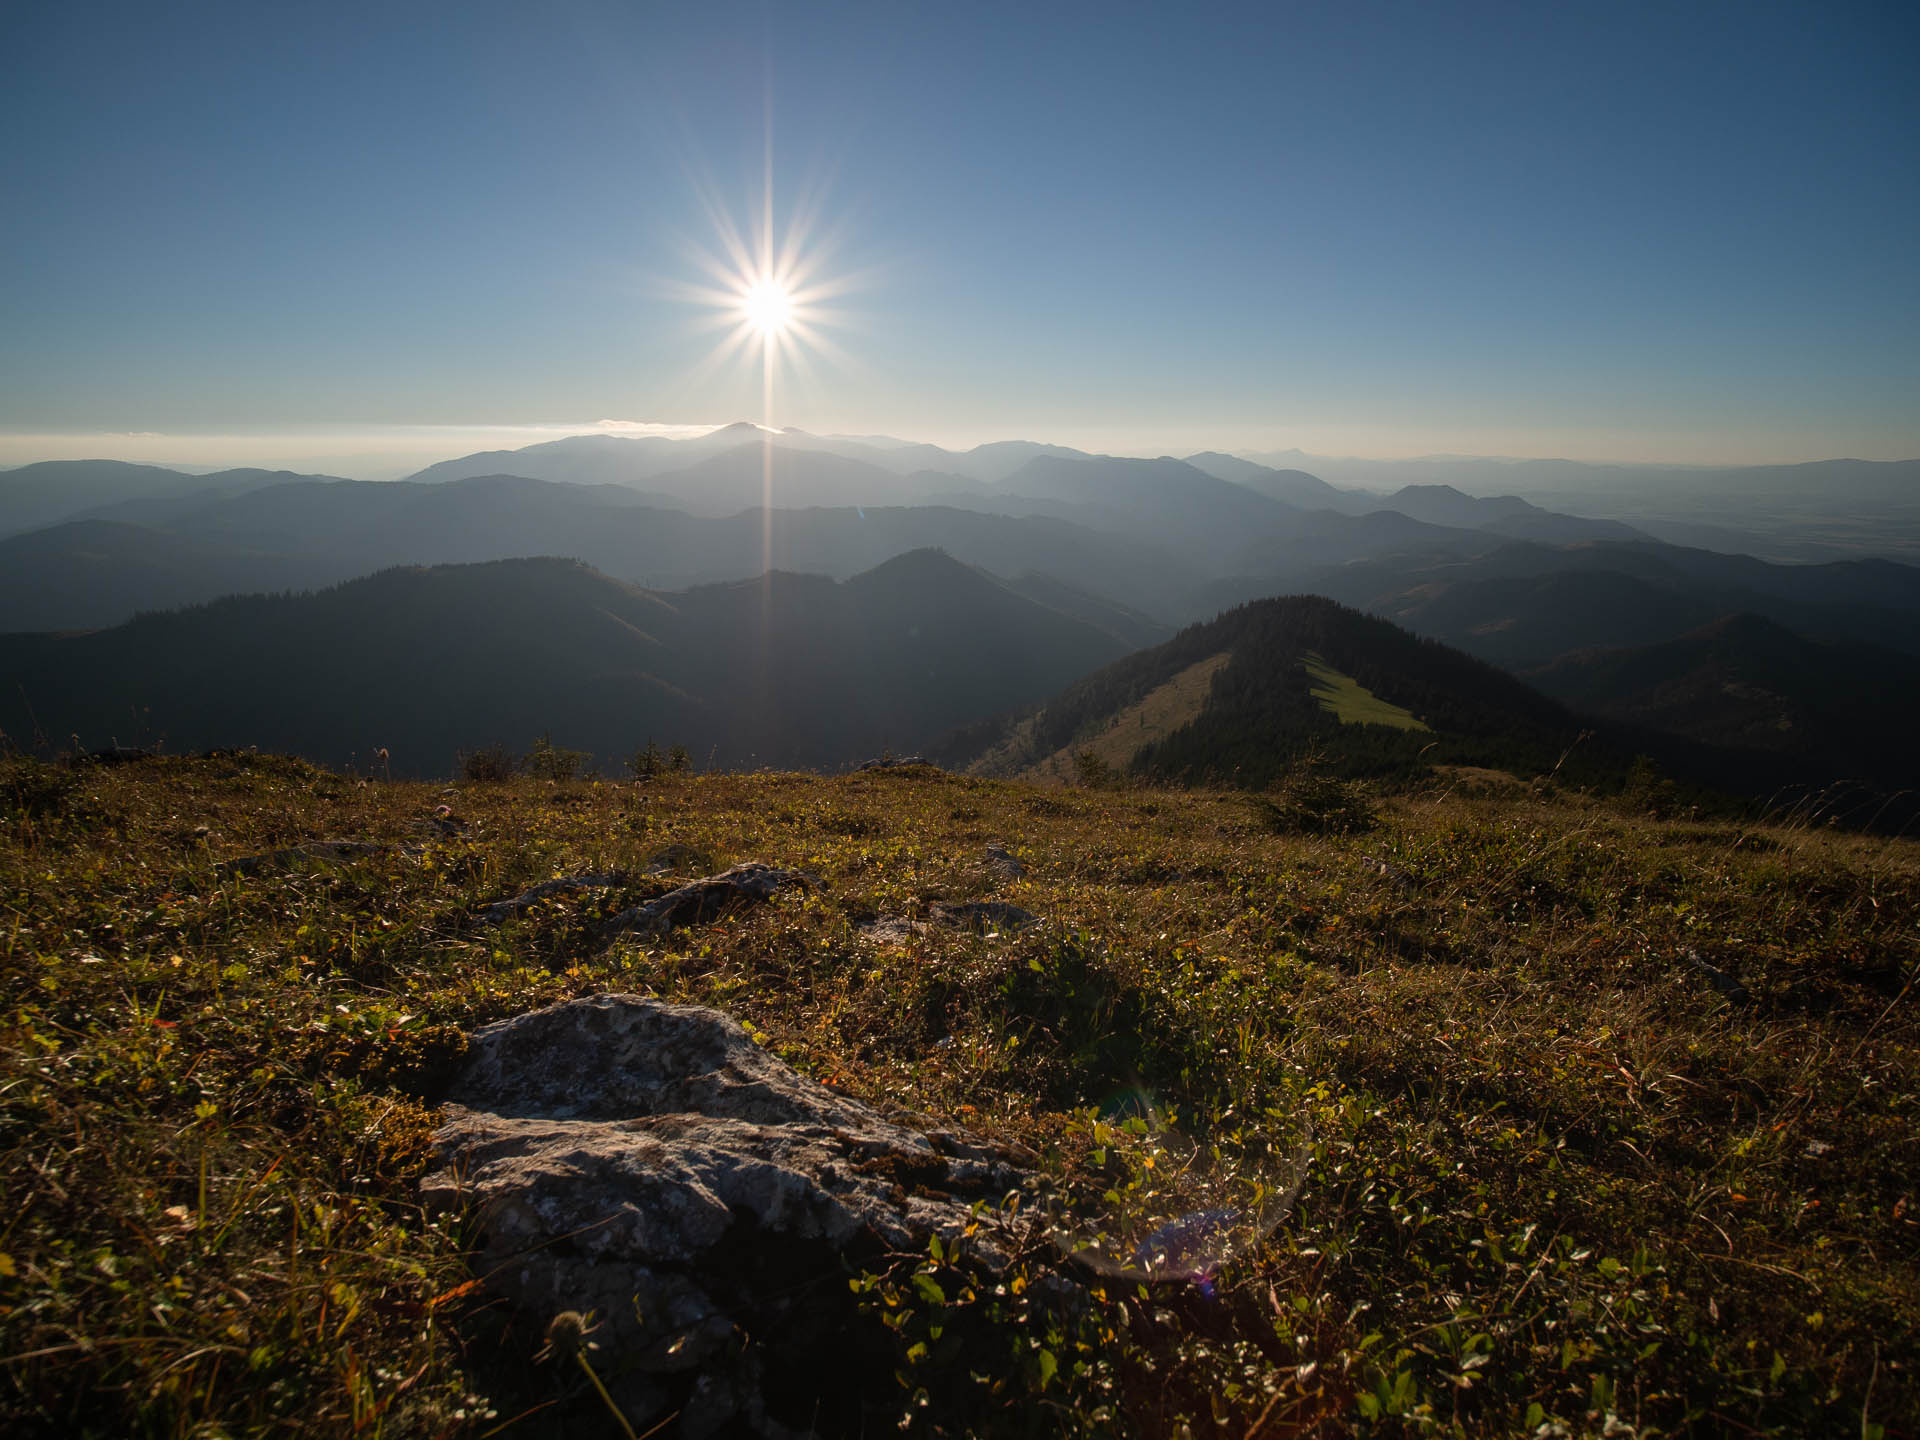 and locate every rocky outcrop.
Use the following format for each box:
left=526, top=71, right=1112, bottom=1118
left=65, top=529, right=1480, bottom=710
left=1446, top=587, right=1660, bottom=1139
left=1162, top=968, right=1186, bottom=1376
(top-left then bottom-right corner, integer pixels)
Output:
left=591, top=864, right=816, bottom=946
left=423, top=995, right=1036, bottom=1437
left=475, top=871, right=629, bottom=924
